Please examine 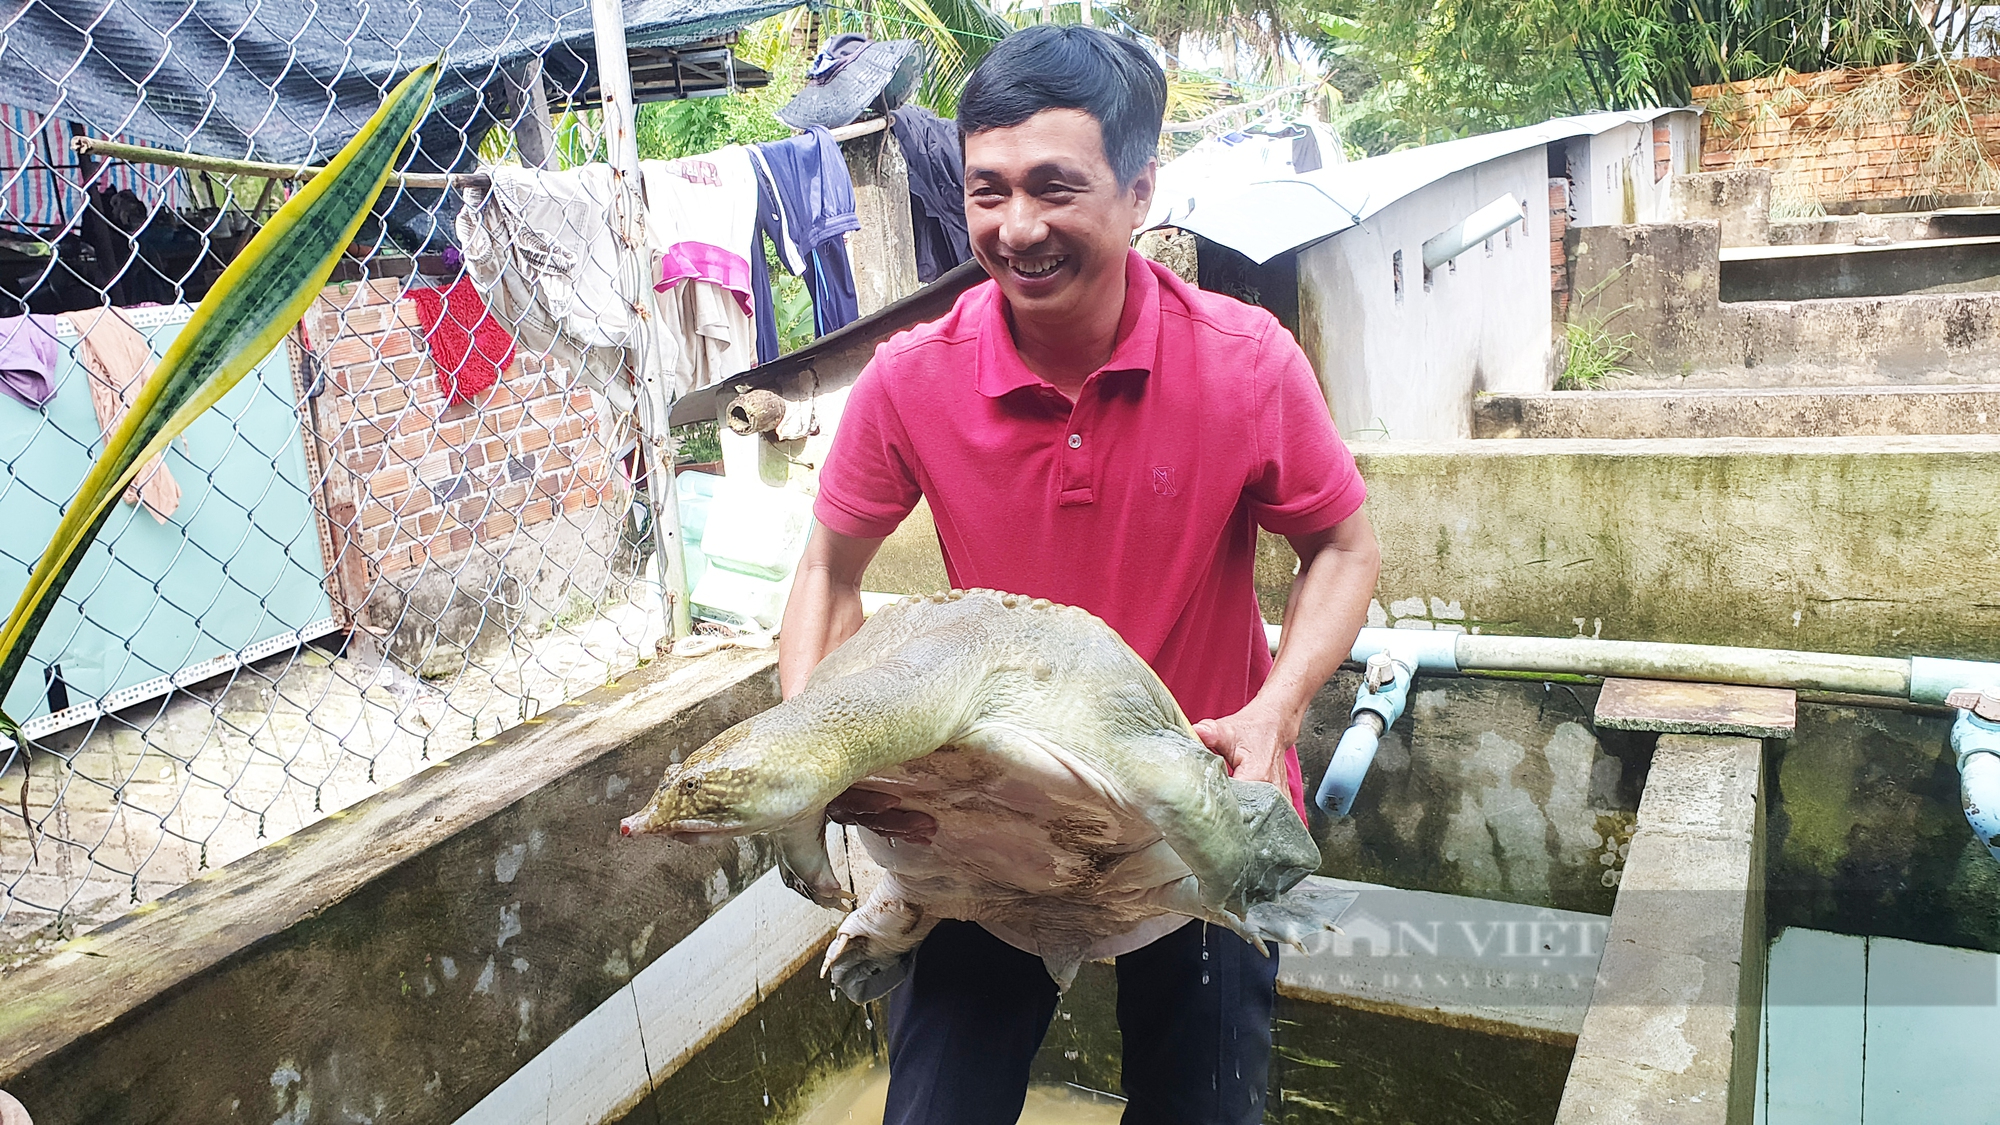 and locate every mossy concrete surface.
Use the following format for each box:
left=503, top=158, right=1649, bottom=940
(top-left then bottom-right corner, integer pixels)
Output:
left=0, top=649, right=784, bottom=1125
left=1300, top=672, right=1647, bottom=917
left=1354, top=435, right=2000, bottom=660
left=1769, top=703, right=2000, bottom=954
left=1301, top=669, right=1994, bottom=957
